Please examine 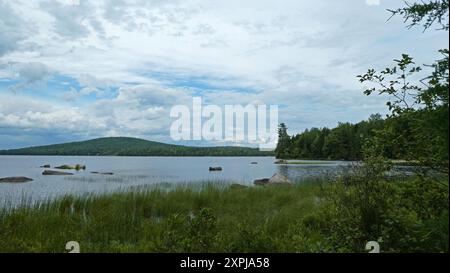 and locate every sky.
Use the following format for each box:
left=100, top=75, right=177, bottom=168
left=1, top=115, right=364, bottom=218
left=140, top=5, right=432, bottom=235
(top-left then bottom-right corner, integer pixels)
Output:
left=0, top=0, right=448, bottom=149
